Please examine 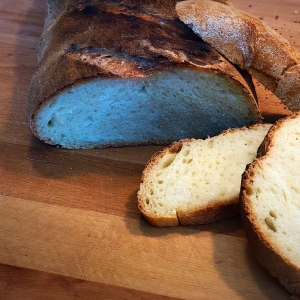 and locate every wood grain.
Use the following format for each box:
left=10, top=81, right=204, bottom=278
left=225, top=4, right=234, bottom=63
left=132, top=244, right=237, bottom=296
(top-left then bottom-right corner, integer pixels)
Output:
left=0, top=0, right=299, bottom=298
